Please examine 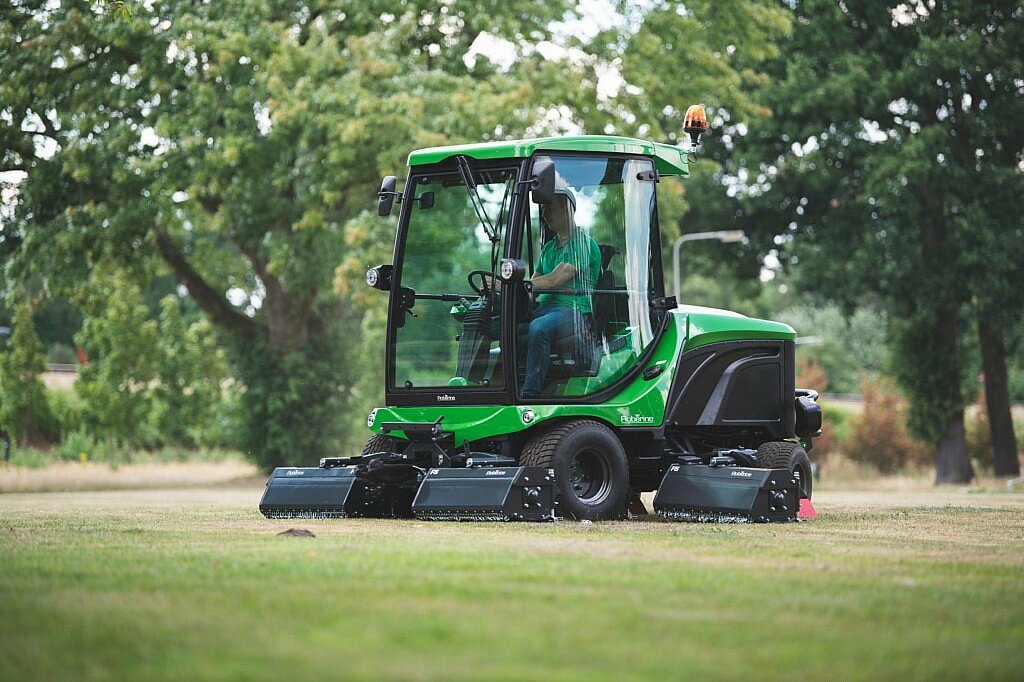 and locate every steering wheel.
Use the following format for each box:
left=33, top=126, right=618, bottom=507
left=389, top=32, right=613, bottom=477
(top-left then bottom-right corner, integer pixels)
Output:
left=467, top=270, right=493, bottom=295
